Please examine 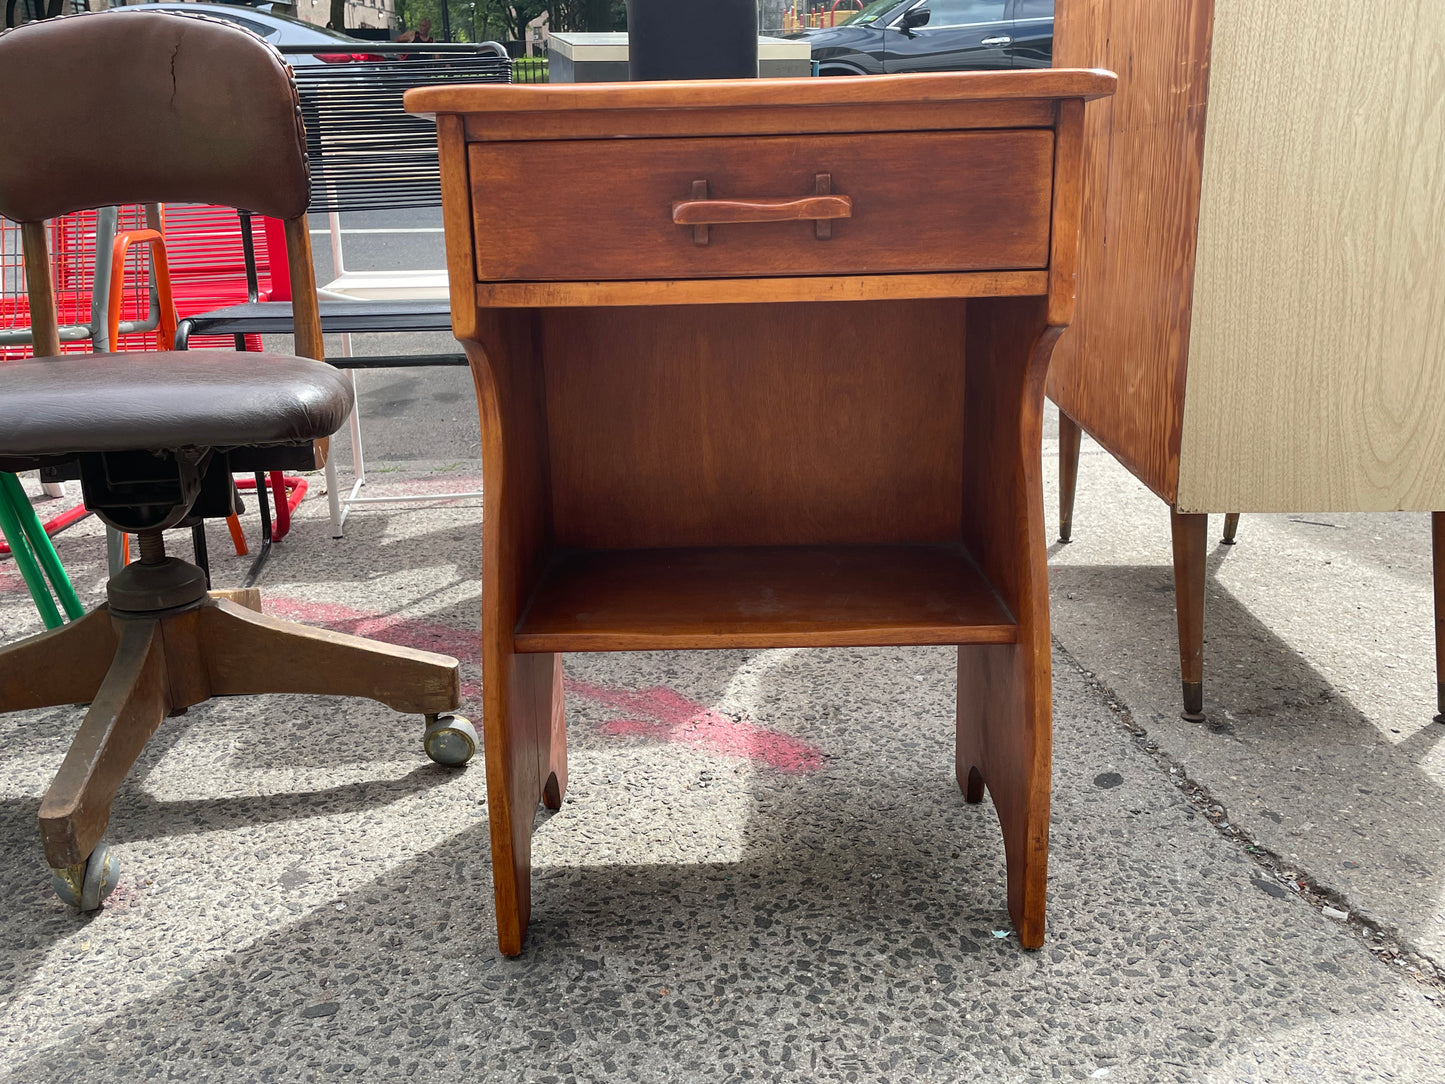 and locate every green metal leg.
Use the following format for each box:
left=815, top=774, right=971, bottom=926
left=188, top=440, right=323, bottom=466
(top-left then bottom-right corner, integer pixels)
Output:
left=0, top=475, right=63, bottom=629
left=0, top=473, right=84, bottom=620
